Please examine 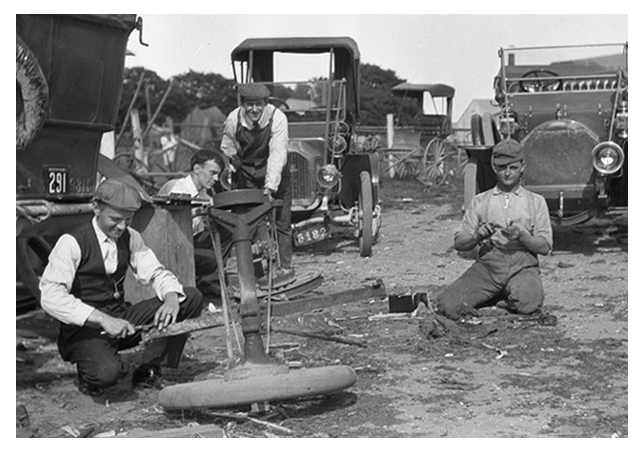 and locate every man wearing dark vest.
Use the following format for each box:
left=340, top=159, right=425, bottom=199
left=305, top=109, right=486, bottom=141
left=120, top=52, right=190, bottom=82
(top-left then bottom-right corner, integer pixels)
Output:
left=436, top=139, right=553, bottom=319
left=220, top=83, right=296, bottom=288
left=40, top=179, right=204, bottom=397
